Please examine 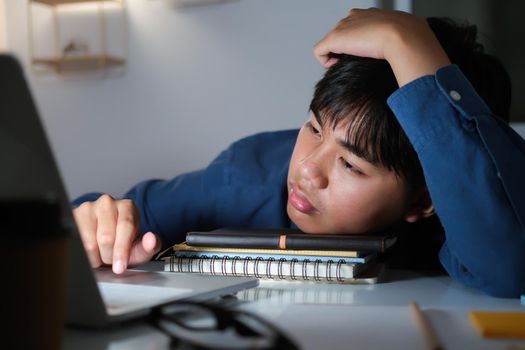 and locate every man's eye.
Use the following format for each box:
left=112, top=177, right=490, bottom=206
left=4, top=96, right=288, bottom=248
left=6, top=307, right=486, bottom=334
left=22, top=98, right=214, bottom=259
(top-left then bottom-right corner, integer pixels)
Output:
left=339, top=157, right=363, bottom=175
left=306, top=122, right=320, bottom=135
left=340, top=157, right=353, bottom=170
